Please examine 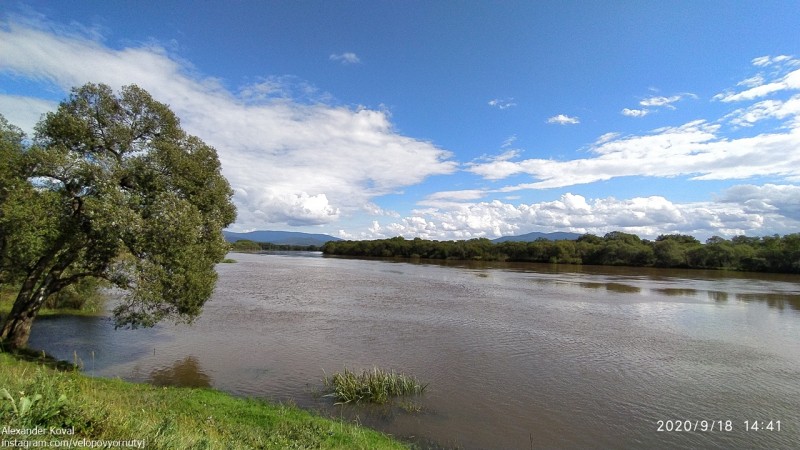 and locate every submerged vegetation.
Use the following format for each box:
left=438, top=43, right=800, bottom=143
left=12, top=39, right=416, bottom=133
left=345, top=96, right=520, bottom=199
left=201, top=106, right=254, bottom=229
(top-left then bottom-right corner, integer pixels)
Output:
left=0, top=352, right=406, bottom=449
left=322, top=232, right=800, bottom=273
left=324, top=367, right=427, bottom=405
